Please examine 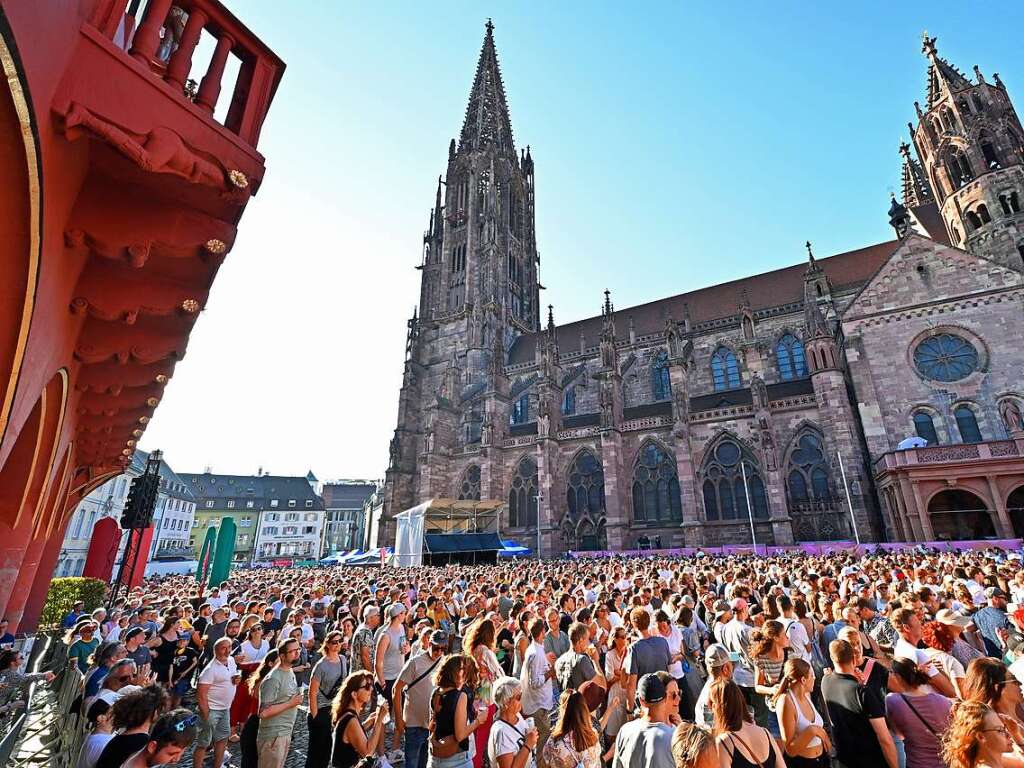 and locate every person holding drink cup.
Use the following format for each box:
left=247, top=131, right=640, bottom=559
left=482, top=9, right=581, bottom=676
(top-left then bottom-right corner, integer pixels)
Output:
left=192, top=637, right=239, bottom=768
left=488, top=676, right=539, bottom=768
